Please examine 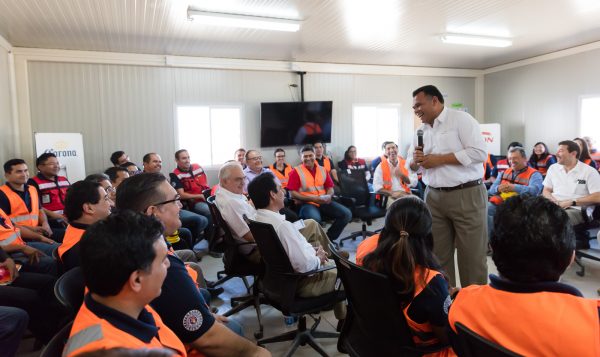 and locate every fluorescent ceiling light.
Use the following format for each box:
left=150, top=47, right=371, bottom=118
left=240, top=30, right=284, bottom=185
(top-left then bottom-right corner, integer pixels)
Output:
left=188, top=9, right=301, bottom=32
left=441, top=33, right=512, bottom=48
